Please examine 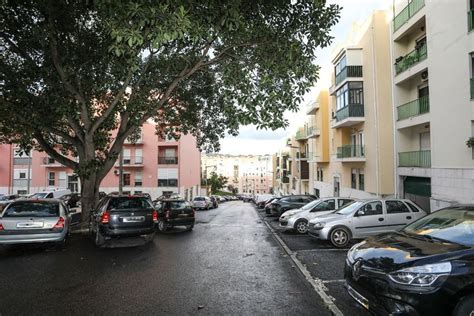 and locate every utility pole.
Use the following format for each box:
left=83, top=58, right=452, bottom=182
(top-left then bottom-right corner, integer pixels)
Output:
left=119, top=149, right=123, bottom=195
left=27, top=149, right=31, bottom=194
